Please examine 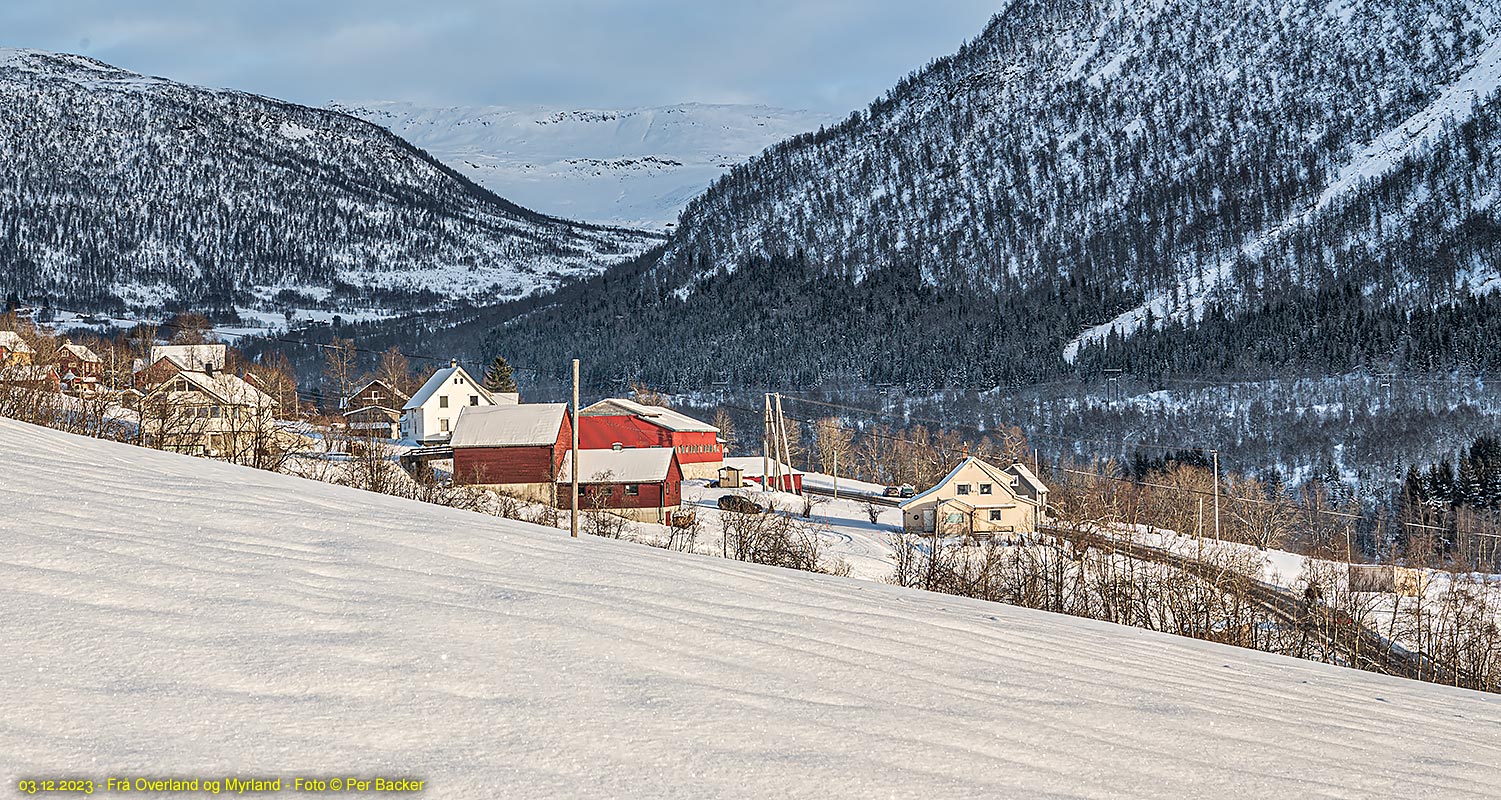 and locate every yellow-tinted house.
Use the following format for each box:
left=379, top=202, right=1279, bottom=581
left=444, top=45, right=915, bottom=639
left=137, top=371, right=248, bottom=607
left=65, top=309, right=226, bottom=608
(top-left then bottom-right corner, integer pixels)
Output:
left=899, top=457, right=1049, bottom=538
left=0, top=331, right=34, bottom=366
